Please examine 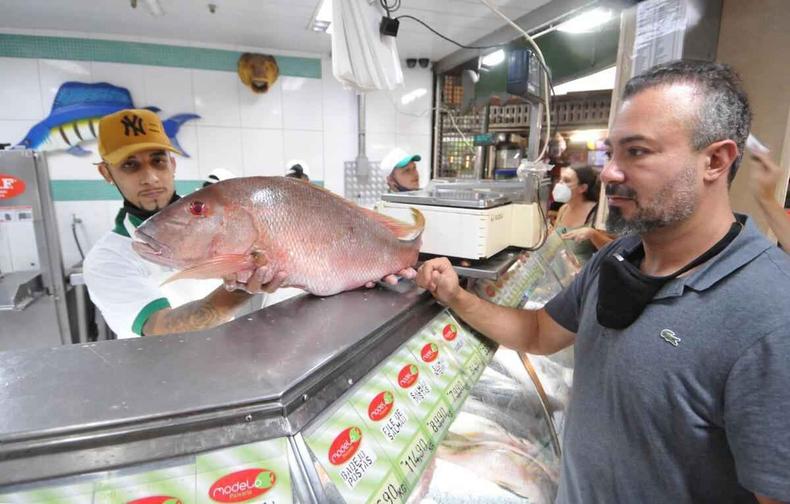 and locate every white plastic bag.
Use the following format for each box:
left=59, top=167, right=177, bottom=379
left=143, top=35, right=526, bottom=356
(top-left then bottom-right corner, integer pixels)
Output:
left=331, top=0, right=404, bottom=91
